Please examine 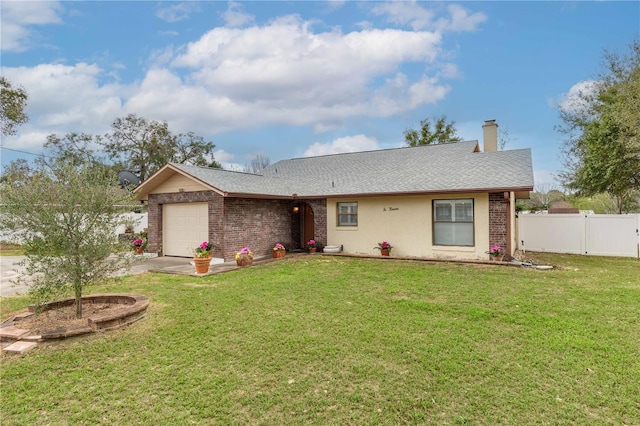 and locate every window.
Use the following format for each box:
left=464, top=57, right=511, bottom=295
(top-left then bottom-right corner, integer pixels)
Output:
left=337, top=202, right=358, bottom=226
left=433, top=199, right=474, bottom=246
